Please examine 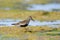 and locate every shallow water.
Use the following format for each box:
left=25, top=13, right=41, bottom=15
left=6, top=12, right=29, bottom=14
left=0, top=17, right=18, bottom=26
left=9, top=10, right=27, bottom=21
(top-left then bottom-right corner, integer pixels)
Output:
left=27, top=3, right=60, bottom=11
left=0, top=3, right=60, bottom=11
left=0, top=19, right=60, bottom=28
